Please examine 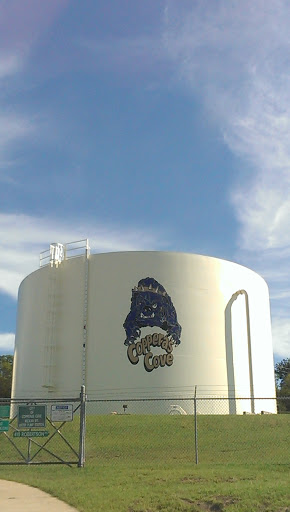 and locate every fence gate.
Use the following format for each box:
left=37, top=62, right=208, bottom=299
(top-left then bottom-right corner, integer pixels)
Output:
left=0, top=387, right=86, bottom=467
